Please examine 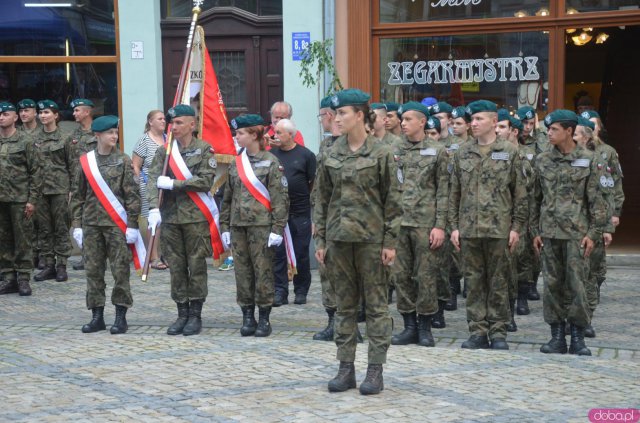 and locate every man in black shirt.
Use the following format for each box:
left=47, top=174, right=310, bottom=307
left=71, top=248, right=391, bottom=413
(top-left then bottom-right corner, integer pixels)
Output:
left=271, top=119, right=317, bottom=306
